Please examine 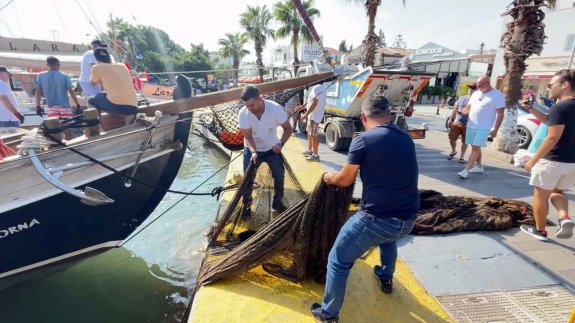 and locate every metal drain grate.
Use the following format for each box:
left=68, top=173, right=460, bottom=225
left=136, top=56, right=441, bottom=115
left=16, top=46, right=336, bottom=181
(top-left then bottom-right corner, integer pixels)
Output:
left=437, top=292, right=534, bottom=322
left=507, top=286, right=575, bottom=322
left=437, top=285, right=575, bottom=323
